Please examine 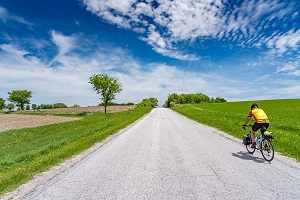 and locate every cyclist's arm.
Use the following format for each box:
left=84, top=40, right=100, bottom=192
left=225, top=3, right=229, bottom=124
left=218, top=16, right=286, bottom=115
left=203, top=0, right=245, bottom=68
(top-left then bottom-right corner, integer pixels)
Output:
left=242, top=116, right=251, bottom=126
